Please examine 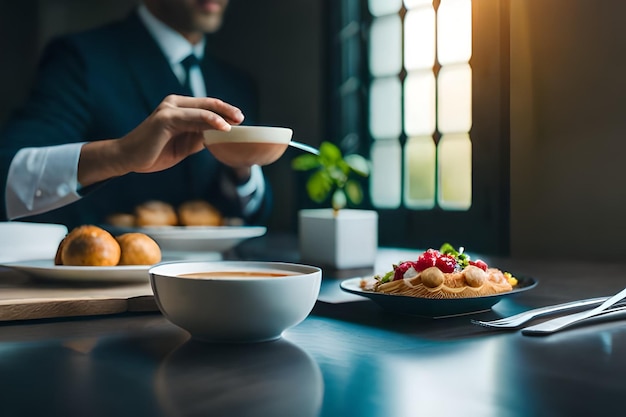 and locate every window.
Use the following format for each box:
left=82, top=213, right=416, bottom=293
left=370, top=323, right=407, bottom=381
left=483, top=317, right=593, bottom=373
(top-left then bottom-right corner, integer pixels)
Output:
left=328, top=0, right=511, bottom=255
